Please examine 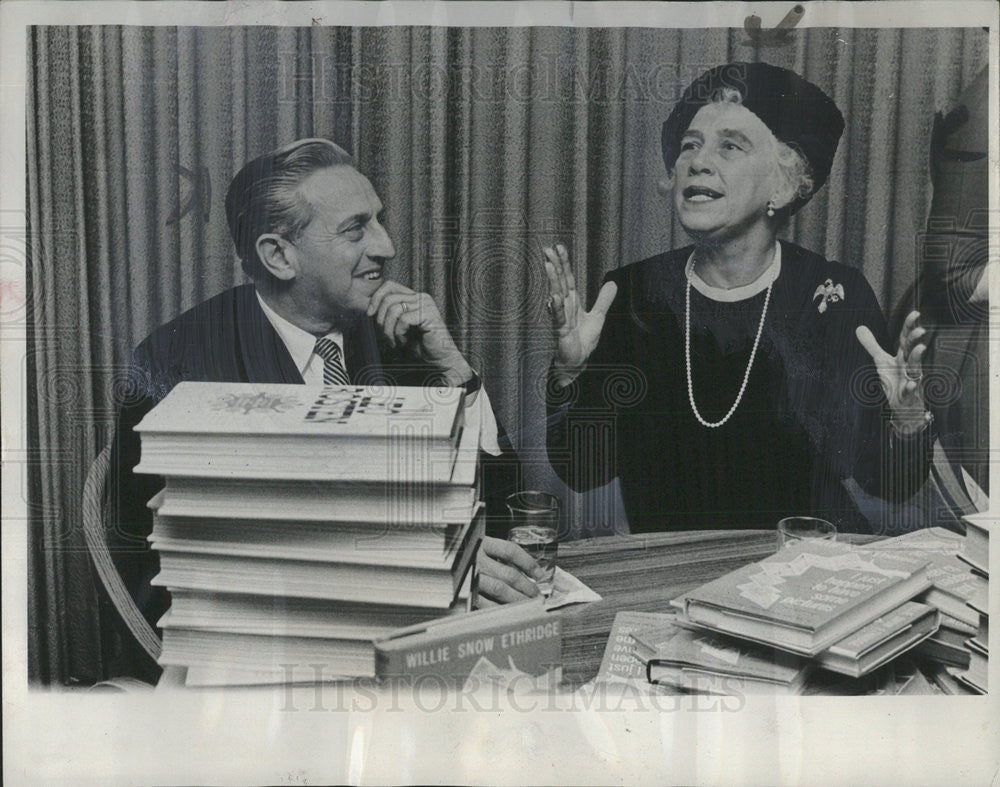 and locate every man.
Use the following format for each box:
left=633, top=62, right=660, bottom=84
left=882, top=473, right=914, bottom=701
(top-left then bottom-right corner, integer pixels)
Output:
left=110, top=139, right=541, bottom=676
left=916, top=66, right=990, bottom=511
